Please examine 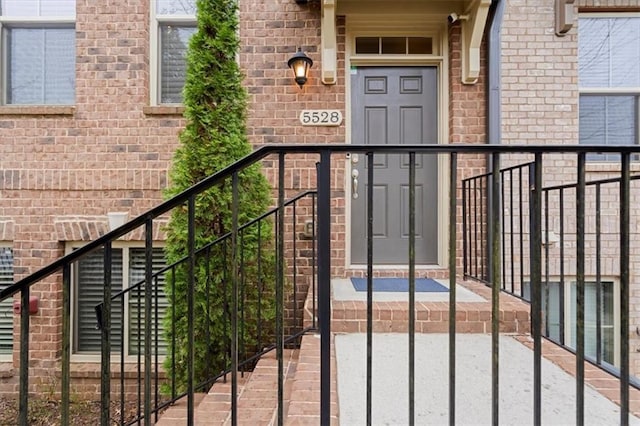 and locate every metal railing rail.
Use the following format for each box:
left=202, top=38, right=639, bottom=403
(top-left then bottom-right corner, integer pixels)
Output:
left=2, top=144, right=640, bottom=426
left=463, top=155, right=640, bottom=424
